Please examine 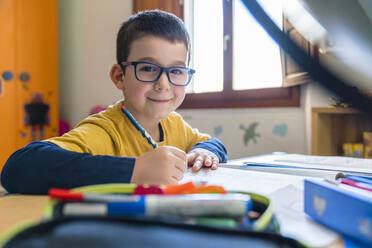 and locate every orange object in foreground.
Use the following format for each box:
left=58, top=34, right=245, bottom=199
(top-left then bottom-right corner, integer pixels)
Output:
left=164, top=182, right=227, bottom=195
left=164, top=182, right=196, bottom=195
left=185, top=185, right=227, bottom=194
